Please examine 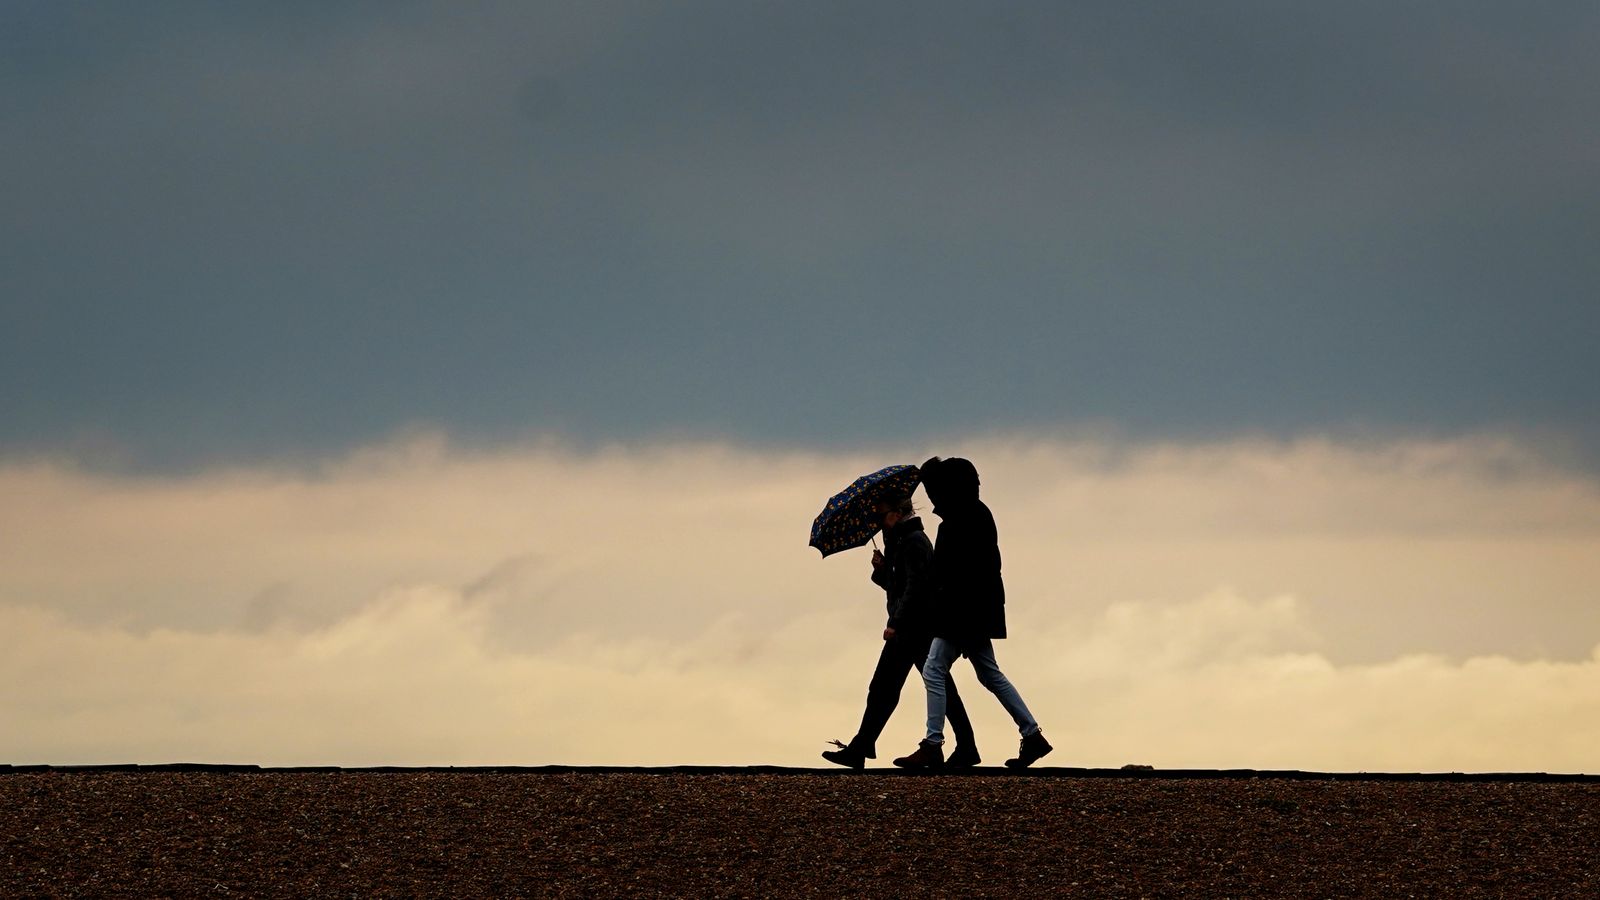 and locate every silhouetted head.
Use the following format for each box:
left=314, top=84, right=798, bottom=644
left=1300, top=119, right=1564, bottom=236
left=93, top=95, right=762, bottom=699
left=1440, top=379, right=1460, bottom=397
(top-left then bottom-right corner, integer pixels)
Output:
left=873, top=494, right=917, bottom=529
left=919, top=456, right=980, bottom=510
